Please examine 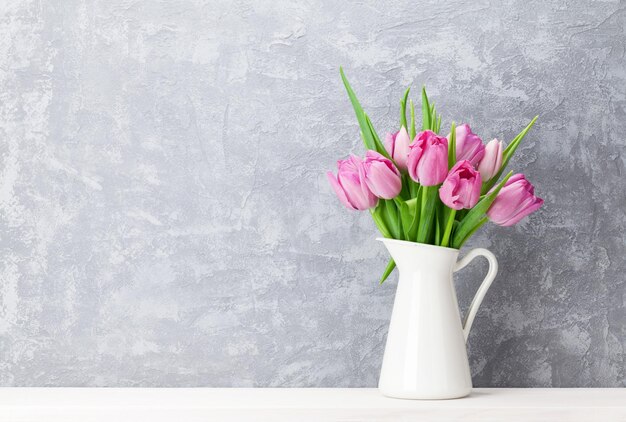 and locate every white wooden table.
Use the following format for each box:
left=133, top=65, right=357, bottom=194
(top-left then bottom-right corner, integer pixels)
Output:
left=0, top=388, right=624, bottom=422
